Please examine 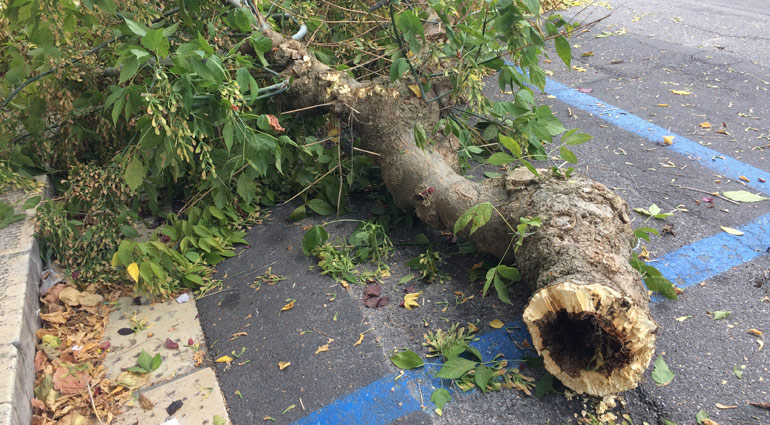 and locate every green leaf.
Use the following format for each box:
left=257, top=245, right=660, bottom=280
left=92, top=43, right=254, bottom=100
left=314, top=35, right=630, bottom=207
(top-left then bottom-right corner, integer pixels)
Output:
left=651, top=355, right=674, bottom=386
left=663, top=420, right=679, bottom=425
left=487, top=152, right=516, bottom=165
left=125, top=365, right=149, bottom=373
left=307, top=198, right=334, bottom=216
left=498, top=134, right=521, bottom=158
left=435, top=357, right=476, bottom=379
left=125, top=156, right=145, bottom=192
left=474, top=365, right=494, bottom=393
left=223, top=119, right=234, bottom=152
left=396, top=10, right=424, bottom=54
left=453, top=202, right=493, bottom=236
left=629, top=255, right=678, bottom=299
left=123, top=17, right=149, bottom=37
left=562, top=129, right=592, bottom=145
left=389, top=350, right=424, bottom=370
left=522, top=0, right=540, bottom=14
left=149, top=353, right=162, bottom=371
left=554, top=35, right=571, bottom=69
left=493, top=274, right=512, bottom=304
left=120, top=225, right=139, bottom=238
left=722, top=190, right=769, bottom=203
left=633, top=227, right=659, bottom=242
left=733, top=364, right=743, bottom=379
left=141, top=28, right=165, bottom=54
left=413, top=122, right=428, bottom=149
left=301, top=225, right=328, bottom=256
left=21, top=195, right=41, bottom=210
left=414, top=234, right=430, bottom=245
left=496, top=265, right=520, bottom=282
left=233, top=8, right=253, bottom=32
left=559, top=146, right=578, bottom=164
left=289, top=205, right=306, bottom=221
left=213, top=415, right=226, bottom=425
left=95, top=0, right=116, bottom=15
left=695, top=409, right=710, bottom=424
left=136, top=350, right=153, bottom=370
left=390, top=57, right=408, bottom=82
left=430, top=388, right=450, bottom=415
left=534, top=371, right=554, bottom=399
left=119, top=56, right=140, bottom=83
left=712, top=310, right=731, bottom=320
